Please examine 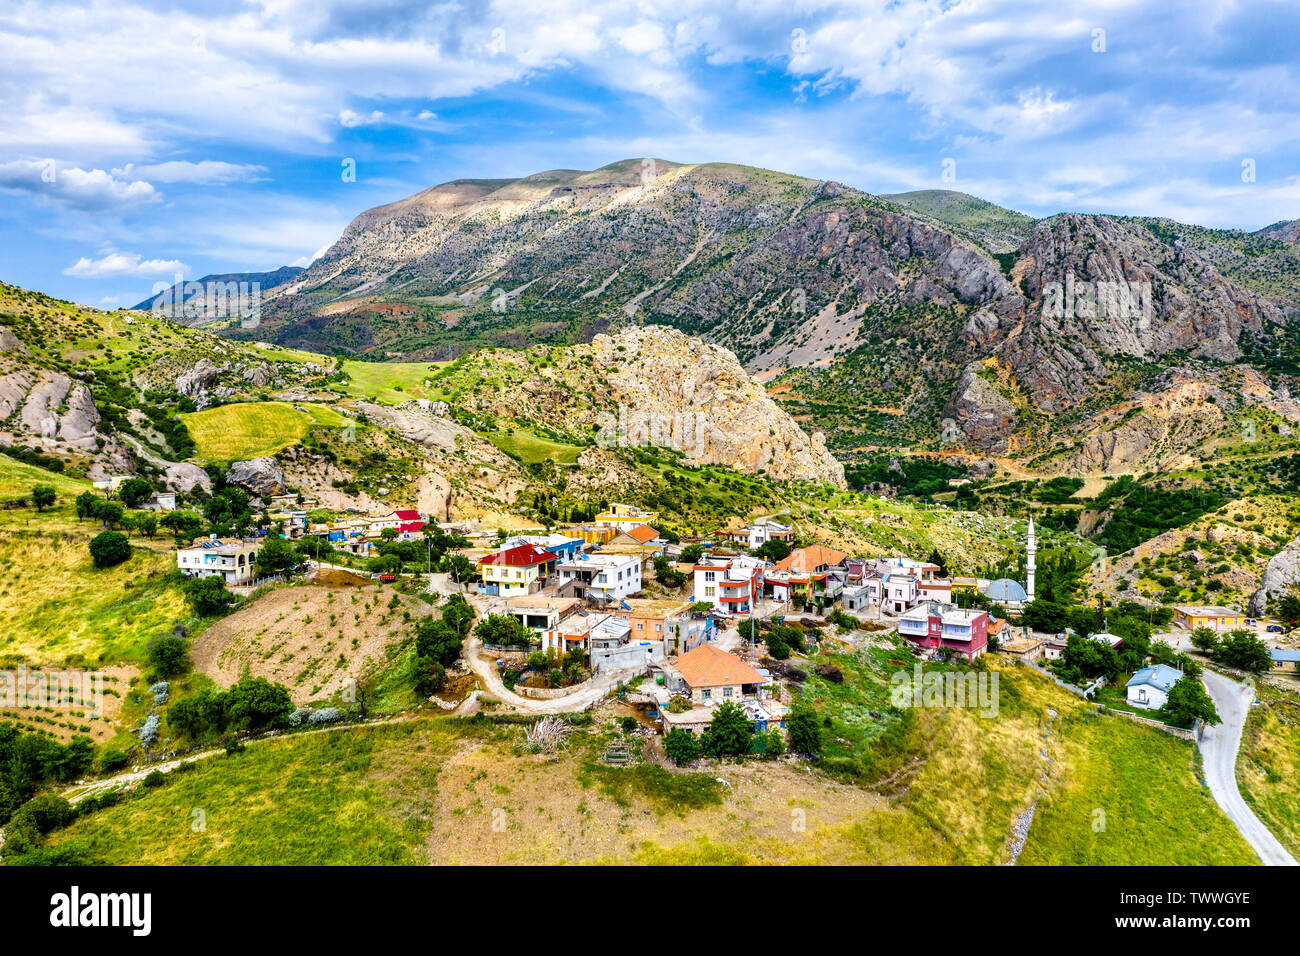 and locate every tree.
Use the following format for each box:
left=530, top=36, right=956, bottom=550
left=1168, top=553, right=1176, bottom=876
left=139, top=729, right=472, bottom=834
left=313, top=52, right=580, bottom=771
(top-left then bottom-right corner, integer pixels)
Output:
left=663, top=728, right=700, bottom=766
left=753, top=538, right=791, bottom=562
left=148, top=635, right=190, bottom=678
left=415, top=617, right=463, bottom=667
left=1217, top=630, right=1272, bottom=673
left=700, top=700, right=752, bottom=757
left=161, top=510, right=204, bottom=543
left=474, top=613, right=529, bottom=647
left=1189, top=626, right=1220, bottom=655
left=95, top=501, right=123, bottom=529
left=926, top=548, right=948, bottom=577
left=680, top=544, right=704, bottom=565
left=760, top=727, right=786, bottom=758
left=786, top=697, right=823, bottom=756
left=88, top=530, right=130, bottom=568
left=1162, top=676, right=1221, bottom=728
left=445, top=553, right=476, bottom=588
left=134, top=512, right=158, bottom=537
left=440, top=593, right=477, bottom=636
left=223, top=676, right=293, bottom=731
left=1276, top=595, right=1300, bottom=626
left=256, top=536, right=296, bottom=575
left=31, top=485, right=56, bottom=512
left=182, top=575, right=235, bottom=615
left=74, top=491, right=99, bottom=521
left=118, top=477, right=153, bottom=509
